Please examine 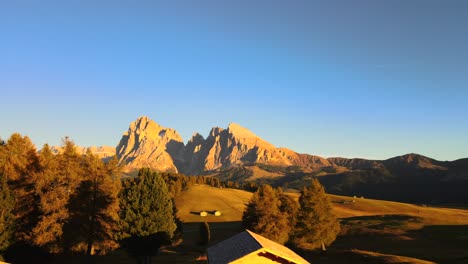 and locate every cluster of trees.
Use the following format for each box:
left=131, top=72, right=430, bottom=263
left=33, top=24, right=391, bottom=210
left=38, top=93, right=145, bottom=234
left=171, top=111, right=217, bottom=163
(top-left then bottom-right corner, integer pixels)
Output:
left=0, top=132, right=341, bottom=262
left=242, top=179, right=340, bottom=250
left=0, top=134, right=122, bottom=260
left=169, top=173, right=259, bottom=192
left=0, top=133, right=180, bottom=263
